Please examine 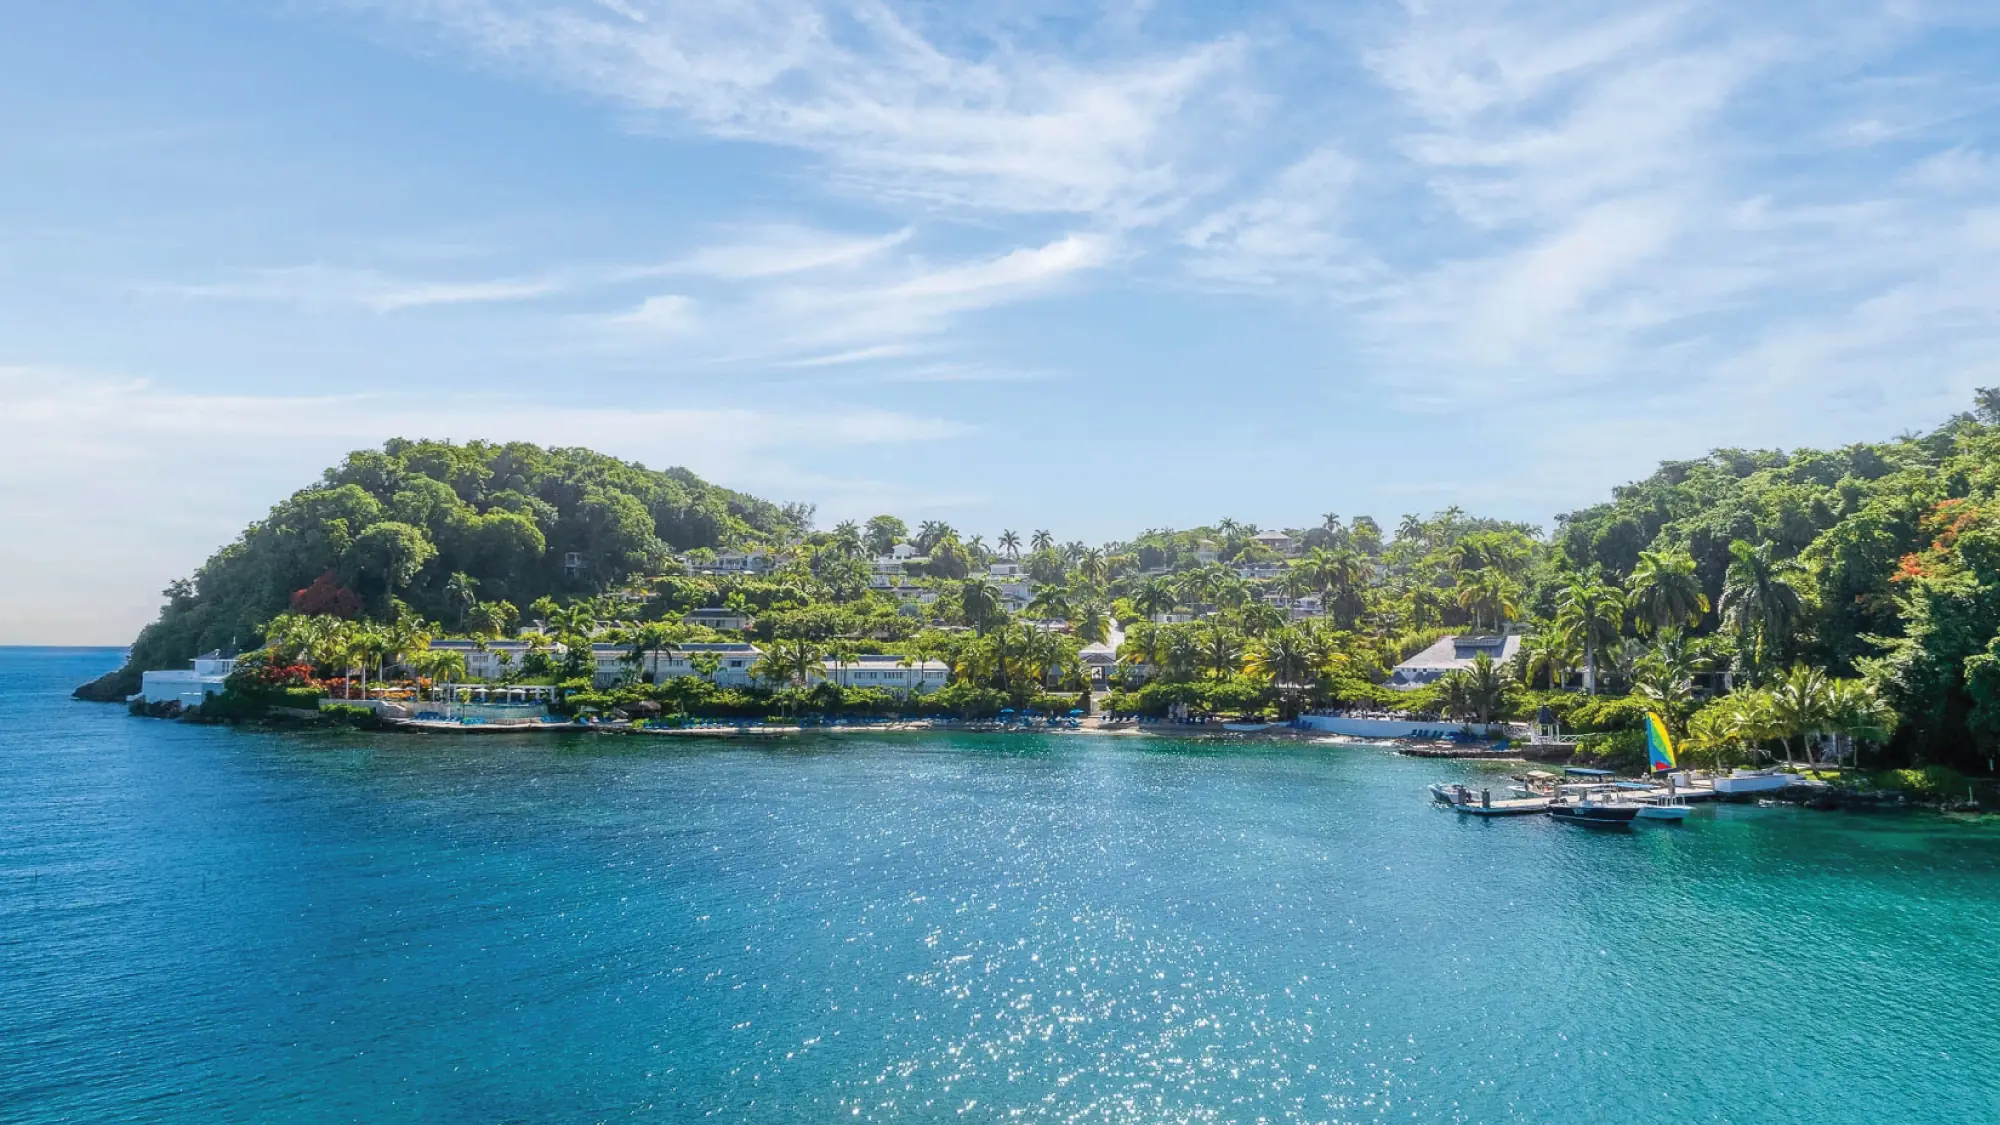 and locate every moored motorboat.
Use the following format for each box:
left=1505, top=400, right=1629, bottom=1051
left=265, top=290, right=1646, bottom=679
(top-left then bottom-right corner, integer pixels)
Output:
left=1549, top=790, right=1640, bottom=828
left=1634, top=793, right=1691, bottom=822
